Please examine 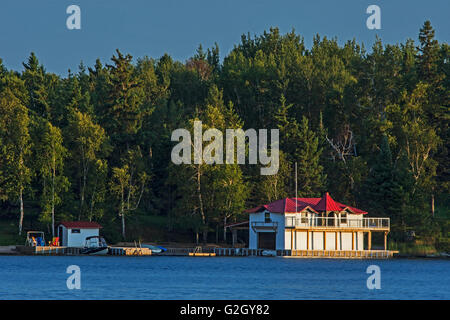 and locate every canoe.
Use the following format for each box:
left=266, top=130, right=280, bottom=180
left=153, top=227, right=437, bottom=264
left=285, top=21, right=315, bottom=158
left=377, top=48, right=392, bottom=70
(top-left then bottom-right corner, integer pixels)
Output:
left=141, top=244, right=166, bottom=254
